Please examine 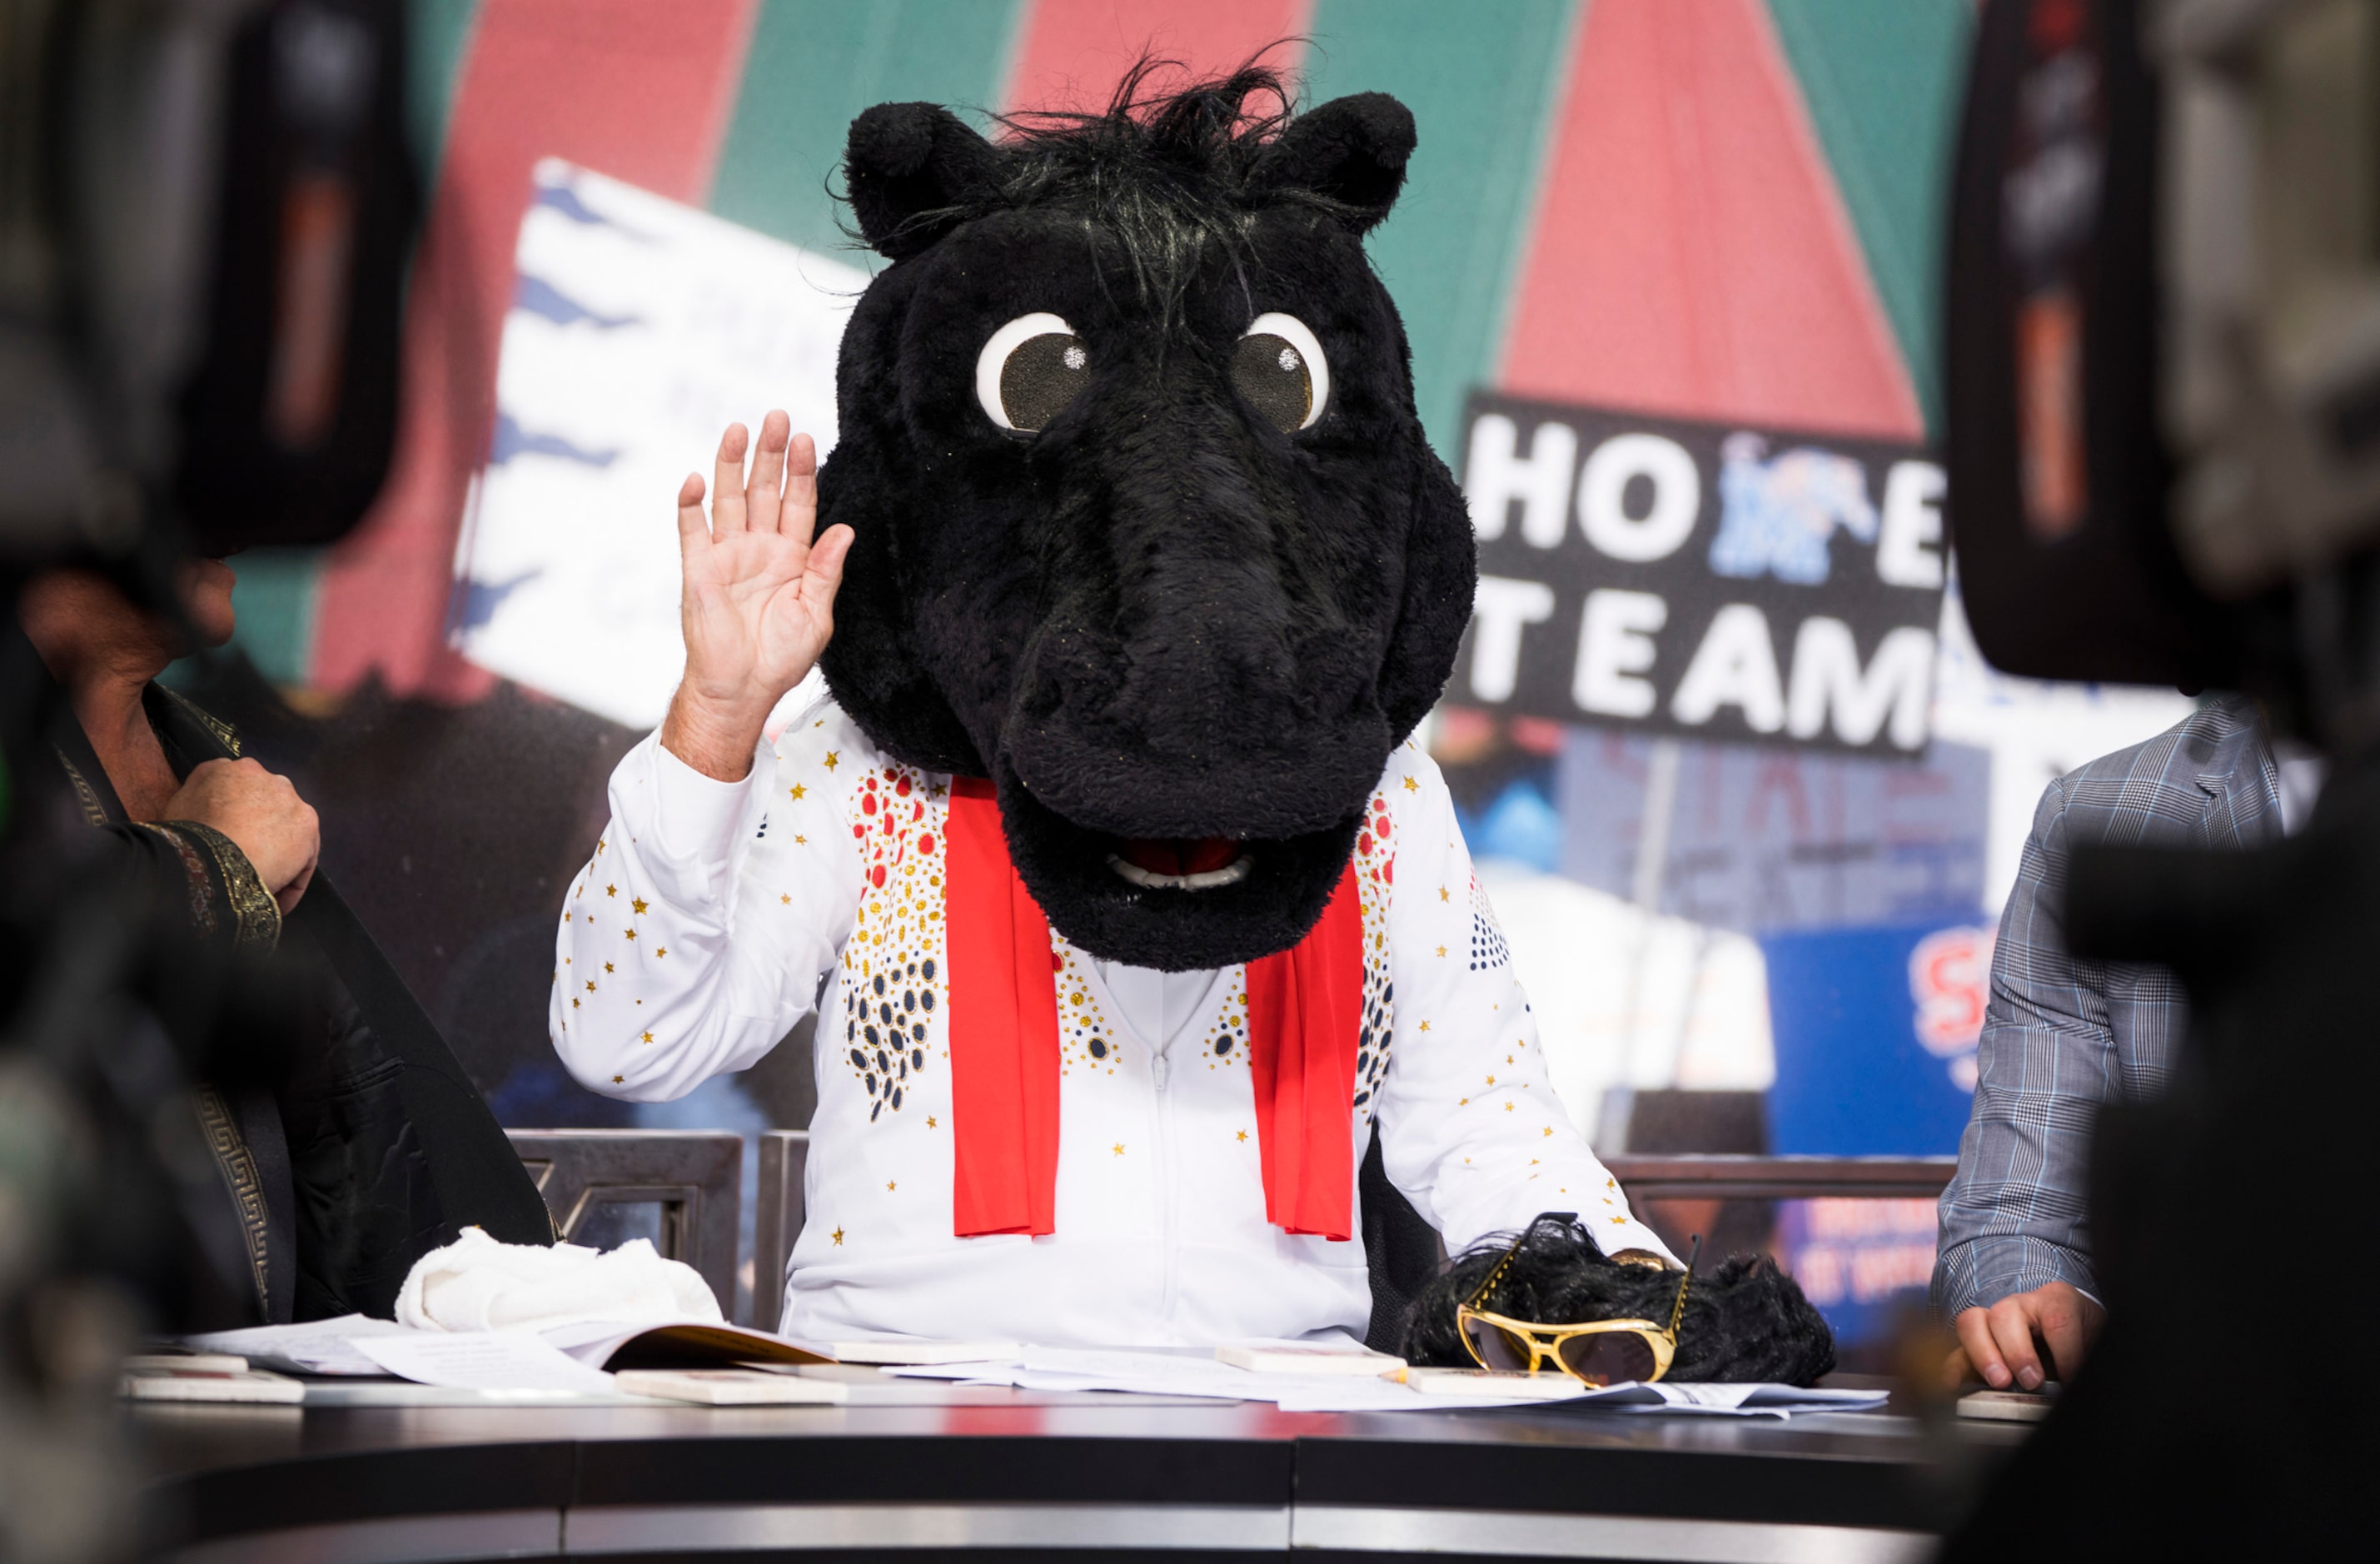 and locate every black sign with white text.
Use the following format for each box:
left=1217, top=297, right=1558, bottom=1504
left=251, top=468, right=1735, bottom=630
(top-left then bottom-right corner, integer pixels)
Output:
left=1452, top=392, right=1948, bottom=757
